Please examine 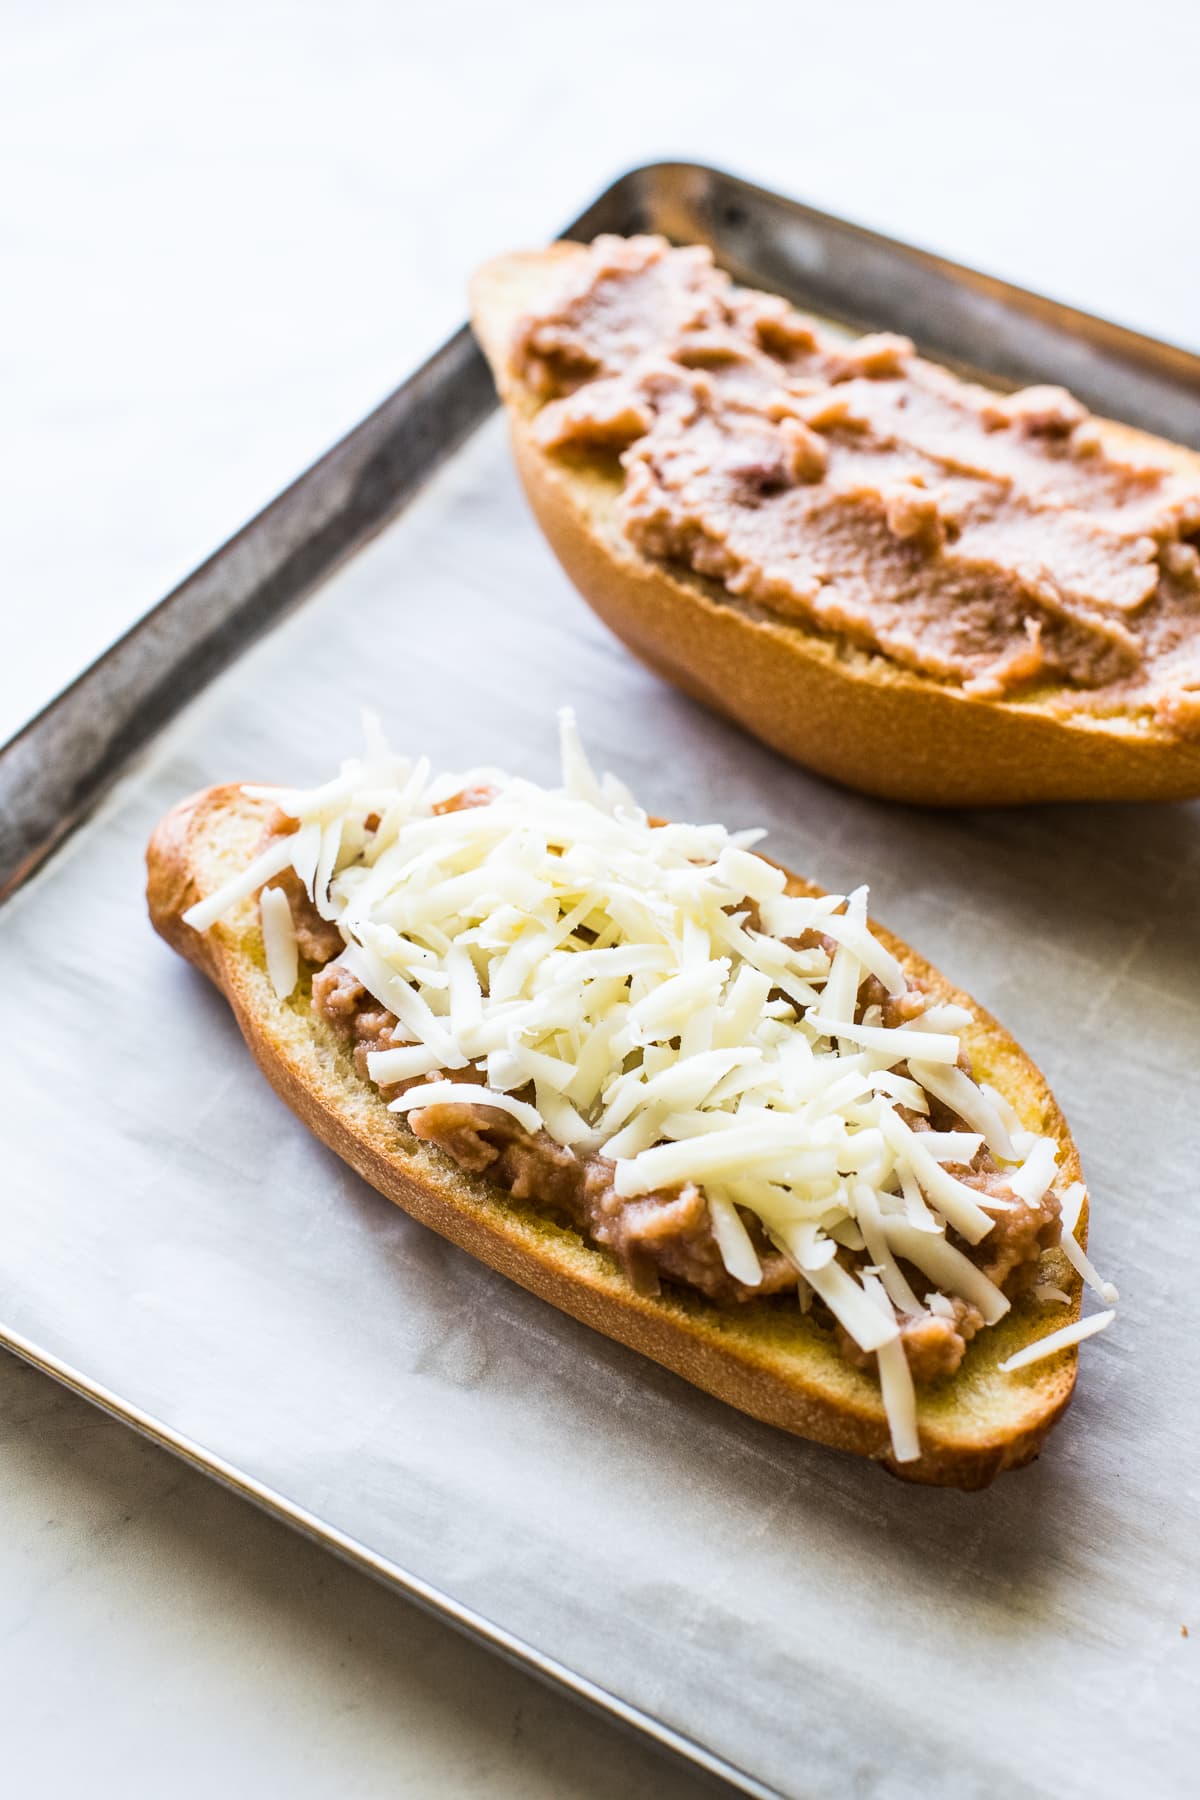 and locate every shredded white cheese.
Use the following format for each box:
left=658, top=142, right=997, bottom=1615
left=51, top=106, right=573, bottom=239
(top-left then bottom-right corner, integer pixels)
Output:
left=184, top=708, right=1117, bottom=1462
left=863, top=1274, right=920, bottom=1463
left=1010, top=1135, right=1060, bottom=1206
left=997, top=1310, right=1116, bottom=1372
left=390, top=1081, right=542, bottom=1135
left=259, top=885, right=299, bottom=1000
left=1057, top=1181, right=1120, bottom=1305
